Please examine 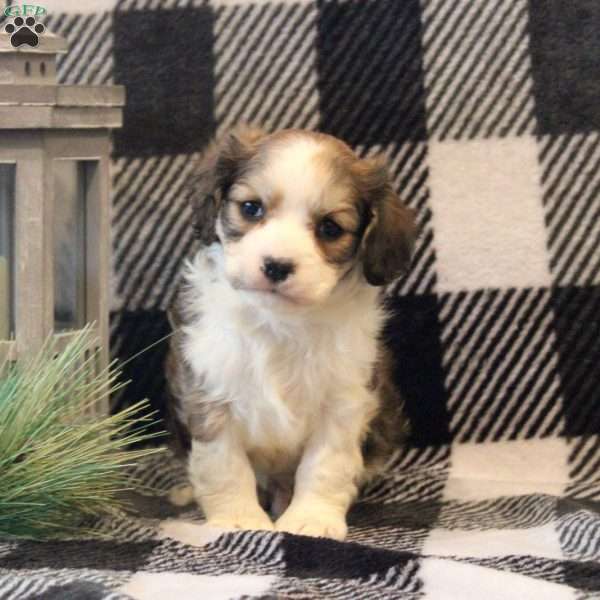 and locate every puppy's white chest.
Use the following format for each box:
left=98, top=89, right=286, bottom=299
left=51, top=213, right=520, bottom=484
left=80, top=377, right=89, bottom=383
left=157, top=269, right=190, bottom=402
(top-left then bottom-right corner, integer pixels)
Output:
left=224, top=327, right=335, bottom=458
left=185, top=313, right=368, bottom=471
